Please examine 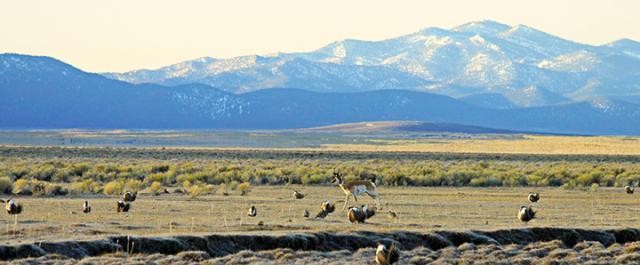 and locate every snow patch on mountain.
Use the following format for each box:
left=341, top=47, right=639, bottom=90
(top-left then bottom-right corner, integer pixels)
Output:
left=102, top=20, right=640, bottom=108
left=538, top=50, right=600, bottom=72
